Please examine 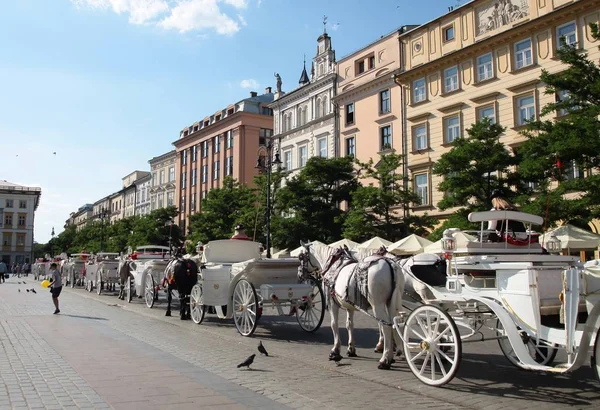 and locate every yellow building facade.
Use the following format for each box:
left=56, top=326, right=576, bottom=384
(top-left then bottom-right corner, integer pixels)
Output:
left=392, top=0, right=600, bottom=220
